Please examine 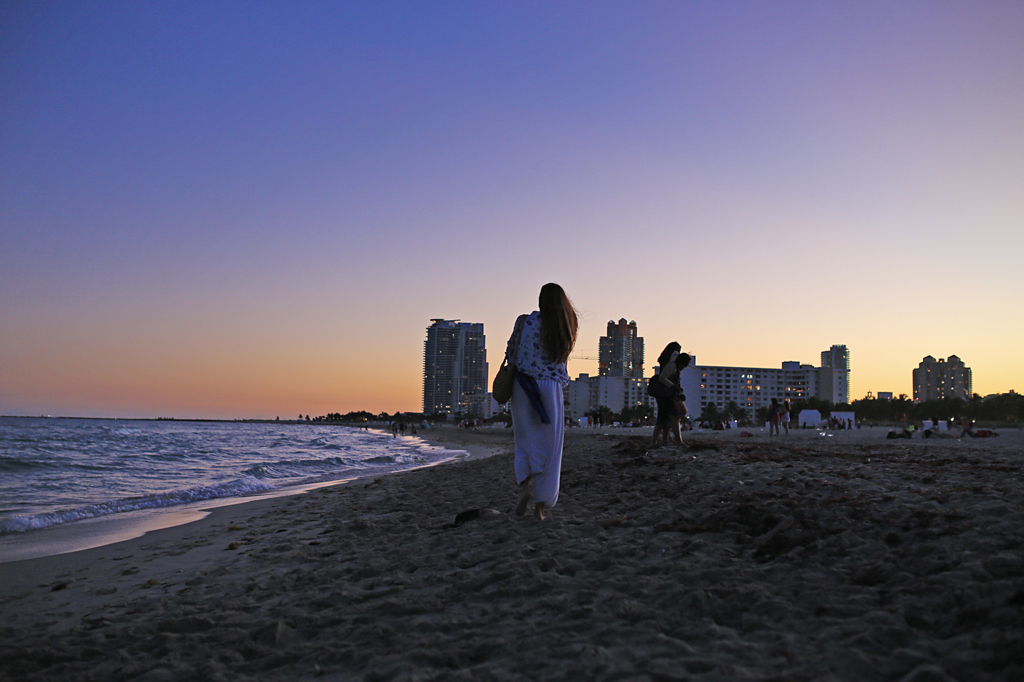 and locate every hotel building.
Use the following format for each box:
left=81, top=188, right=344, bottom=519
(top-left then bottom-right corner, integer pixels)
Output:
left=566, top=374, right=655, bottom=420
left=422, top=319, right=488, bottom=416
left=693, top=345, right=850, bottom=417
left=600, top=344, right=850, bottom=421
left=599, top=319, right=644, bottom=379
left=913, top=355, right=972, bottom=402
left=565, top=344, right=850, bottom=421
